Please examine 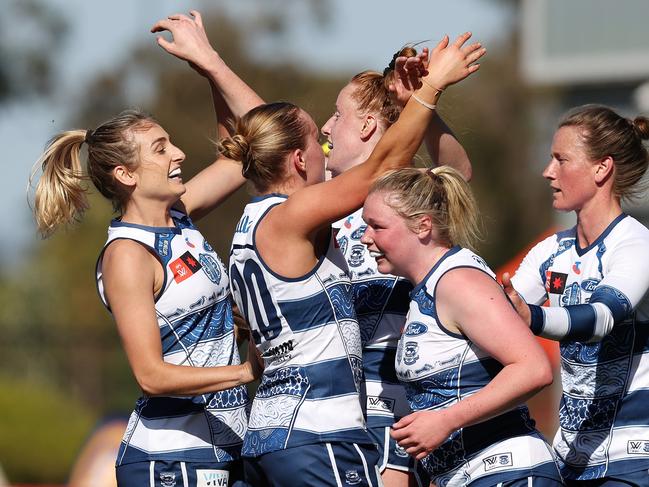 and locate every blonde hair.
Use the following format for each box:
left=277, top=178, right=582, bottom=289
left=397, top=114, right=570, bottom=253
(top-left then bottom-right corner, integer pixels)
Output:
left=216, top=102, right=309, bottom=194
left=559, top=104, right=649, bottom=201
left=31, top=109, right=156, bottom=237
left=369, top=167, right=482, bottom=251
left=349, top=46, right=419, bottom=129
